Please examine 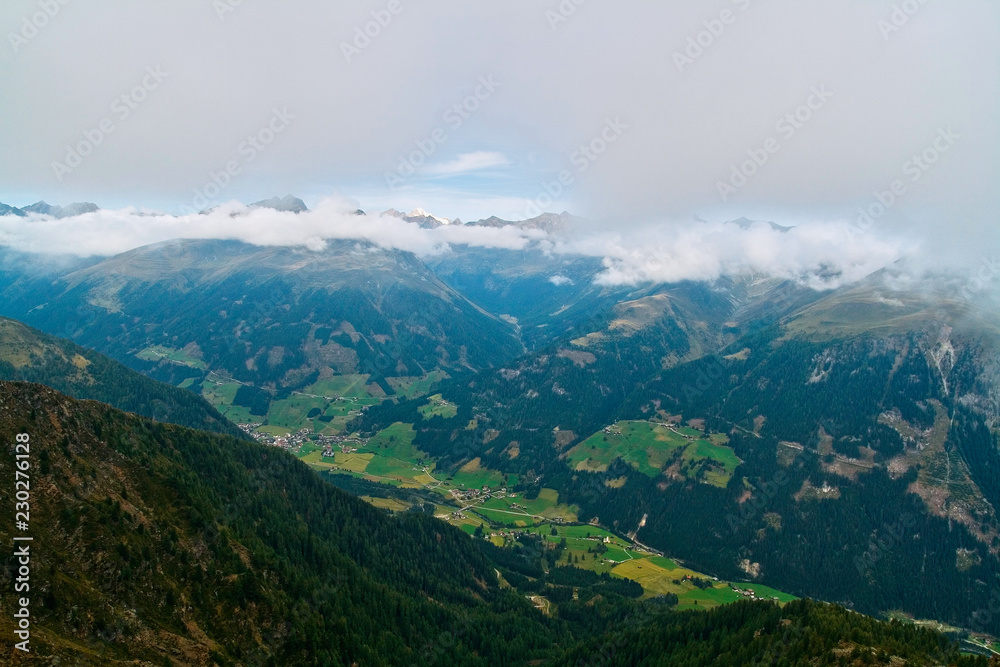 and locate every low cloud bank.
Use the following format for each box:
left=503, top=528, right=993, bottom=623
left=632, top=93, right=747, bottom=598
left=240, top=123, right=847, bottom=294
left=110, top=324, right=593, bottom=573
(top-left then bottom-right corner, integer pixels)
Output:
left=560, top=220, right=913, bottom=289
left=0, top=196, right=919, bottom=290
